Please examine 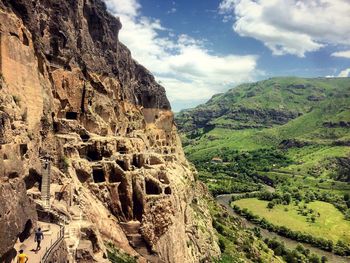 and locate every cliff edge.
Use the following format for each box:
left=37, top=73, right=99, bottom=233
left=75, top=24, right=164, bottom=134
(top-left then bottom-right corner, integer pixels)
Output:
left=0, top=0, right=220, bottom=262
